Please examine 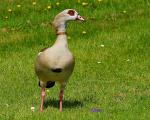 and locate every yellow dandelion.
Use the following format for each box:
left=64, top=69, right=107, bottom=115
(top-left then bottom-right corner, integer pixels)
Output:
left=17, top=4, right=21, bottom=8
left=123, top=10, right=127, bottom=13
left=126, top=59, right=130, bottom=62
left=31, top=107, right=35, bottom=112
left=5, top=16, right=8, bottom=19
left=100, top=44, right=104, bottom=47
left=46, top=89, right=50, bottom=92
left=56, top=2, right=60, bottom=6
left=82, top=31, right=86, bottom=34
left=97, top=61, right=101, bottom=64
left=8, top=9, right=12, bottom=12
left=47, top=5, right=51, bottom=9
left=82, top=2, right=88, bottom=6
left=32, top=2, right=36, bottom=5
left=67, top=36, right=71, bottom=39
